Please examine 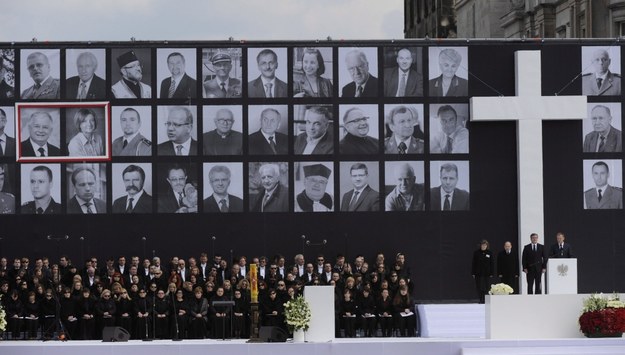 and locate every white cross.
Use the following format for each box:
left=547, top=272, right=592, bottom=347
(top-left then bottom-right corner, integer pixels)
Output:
left=470, top=51, right=586, bottom=294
